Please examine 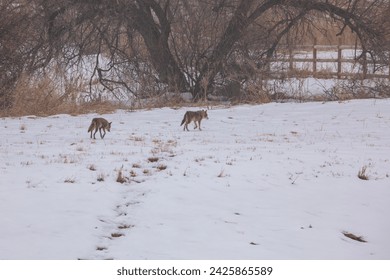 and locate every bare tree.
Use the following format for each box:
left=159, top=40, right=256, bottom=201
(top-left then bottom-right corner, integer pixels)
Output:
left=0, top=1, right=36, bottom=108
left=1, top=0, right=389, bottom=106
